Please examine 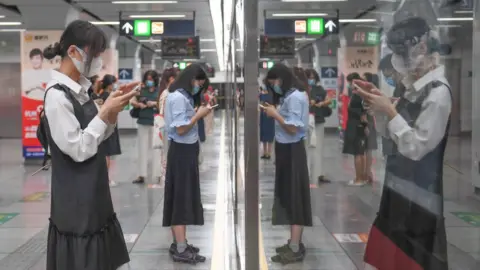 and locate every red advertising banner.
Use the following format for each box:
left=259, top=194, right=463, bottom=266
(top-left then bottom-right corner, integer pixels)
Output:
left=21, top=31, right=62, bottom=158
